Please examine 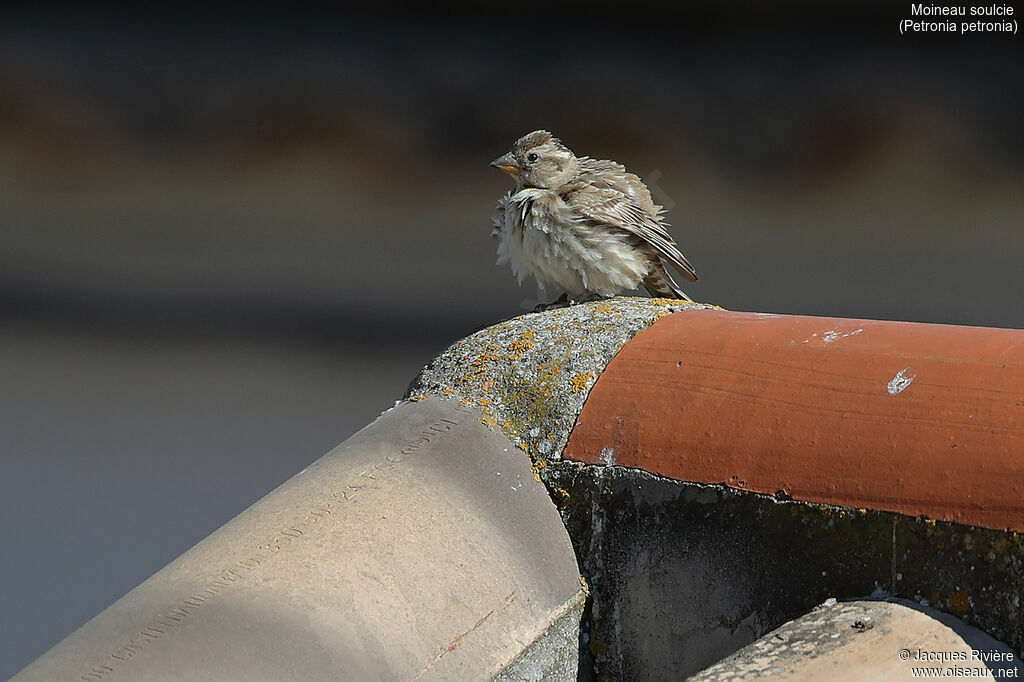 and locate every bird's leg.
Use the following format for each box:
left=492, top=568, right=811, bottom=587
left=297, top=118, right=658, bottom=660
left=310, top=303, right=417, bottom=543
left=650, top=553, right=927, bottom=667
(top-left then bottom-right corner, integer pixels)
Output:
left=533, top=293, right=570, bottom=312
left=574, top=291, right=609, bottom=304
